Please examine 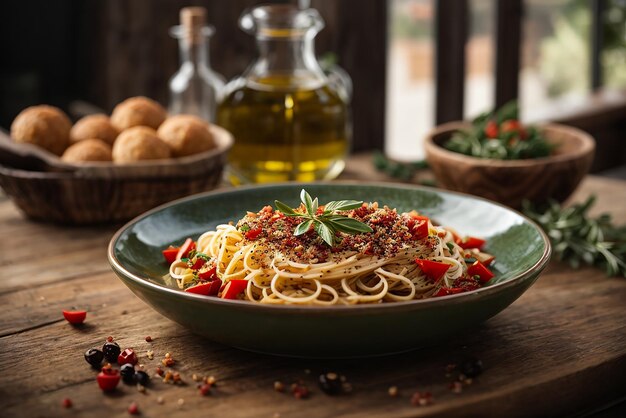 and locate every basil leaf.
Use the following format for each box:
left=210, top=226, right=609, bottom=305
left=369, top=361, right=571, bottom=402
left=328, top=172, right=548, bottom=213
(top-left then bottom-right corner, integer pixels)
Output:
left=327, top=217, right=373, bottom=233
left=324, top=200, right=363, bottom=212
left=275, top=200, right=299, bottom=216
left=314, top=221, right=336, bottom=247
left=294, top=219, right=314, bottom=236
left=300, top=189, right=314, bottom=216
